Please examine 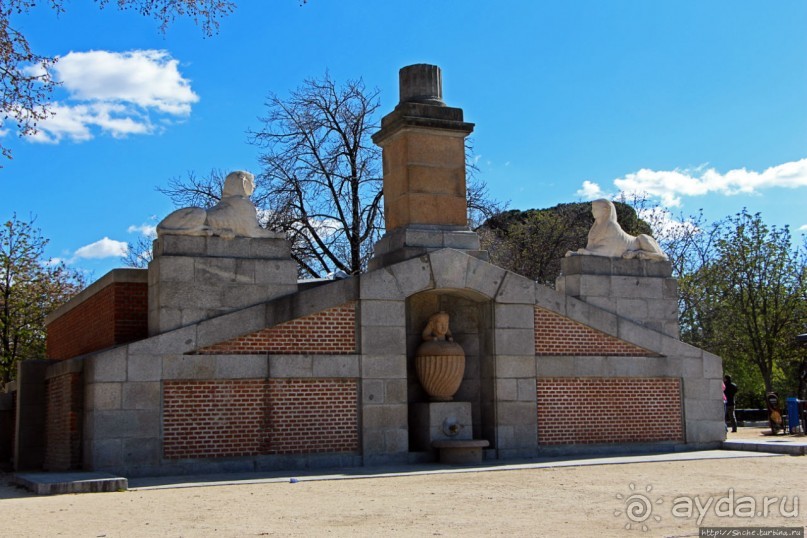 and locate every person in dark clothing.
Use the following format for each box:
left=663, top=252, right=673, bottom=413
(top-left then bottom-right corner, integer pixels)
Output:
left=724, top=375, right=738, bottom=432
